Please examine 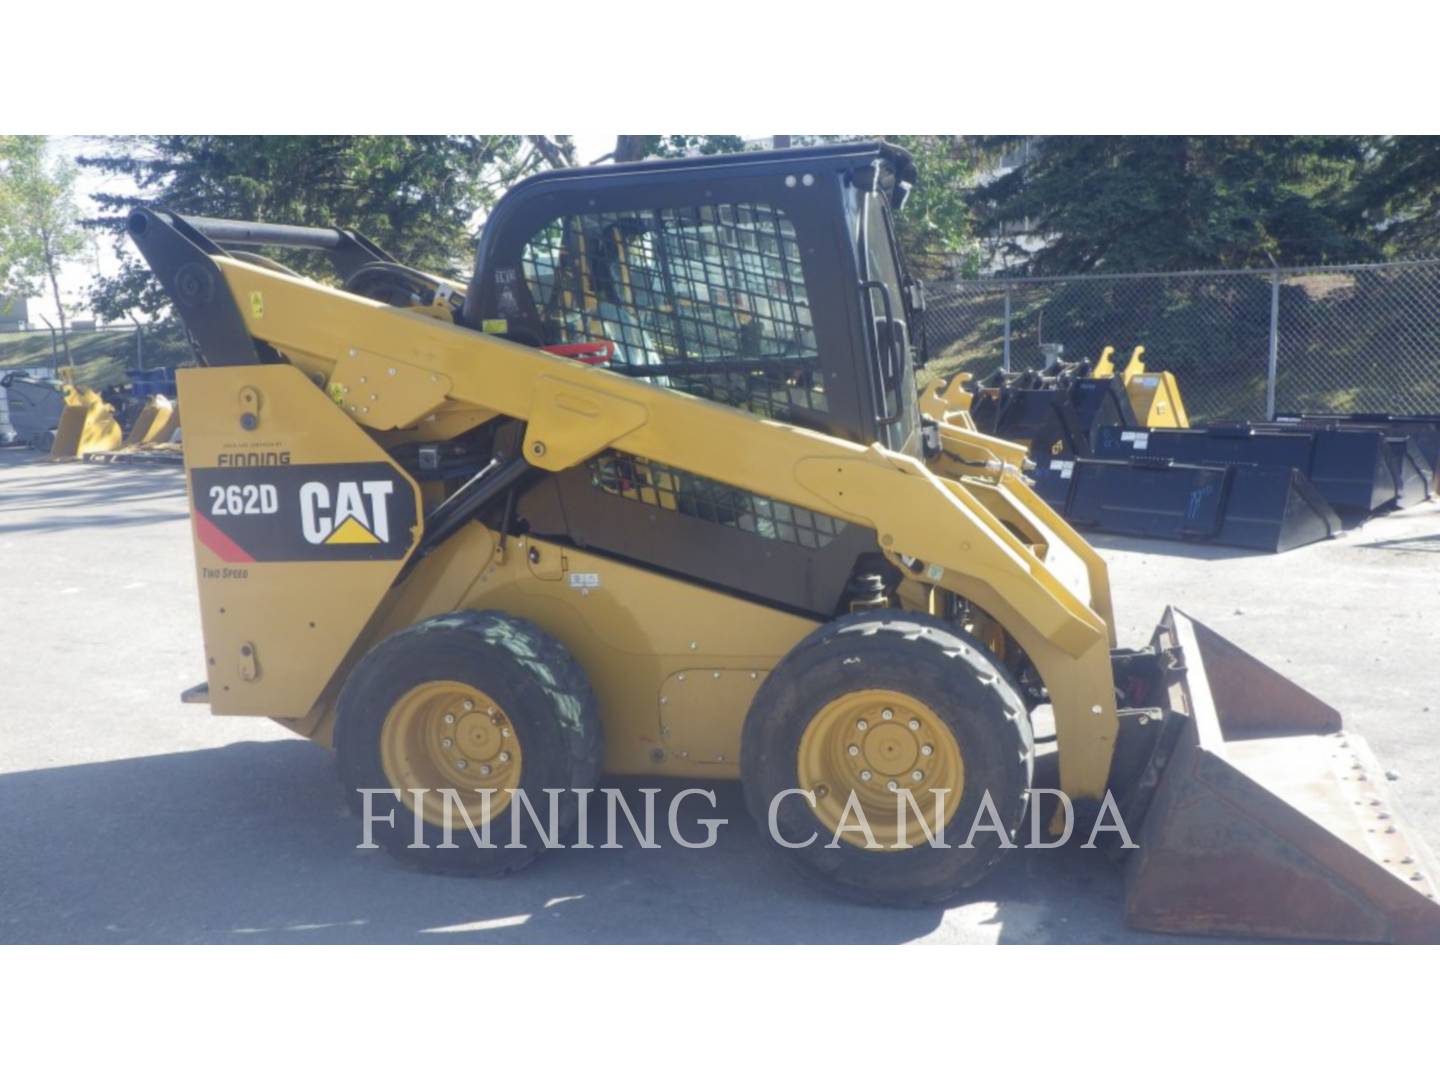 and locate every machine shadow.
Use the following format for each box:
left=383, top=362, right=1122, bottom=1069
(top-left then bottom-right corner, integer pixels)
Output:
left=0, top=739, right=1164, bottom=945
left=0, top=458, right=188, bottom=533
